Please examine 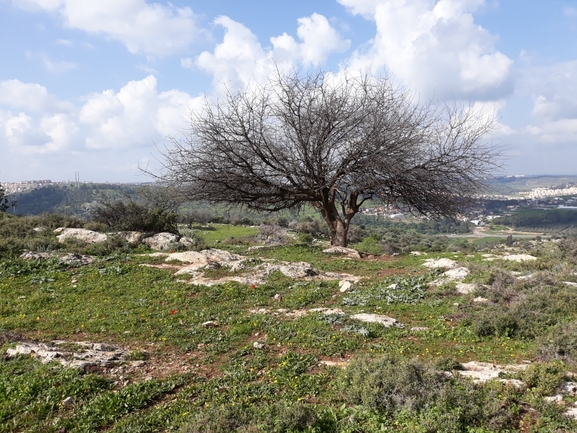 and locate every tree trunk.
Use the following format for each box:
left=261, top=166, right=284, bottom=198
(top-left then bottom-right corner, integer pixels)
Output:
left=314, top=189, right=359, bottom=247
left=331, top=219, right=349, bottom=247
left=318, top=204, right=350, bottom=247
